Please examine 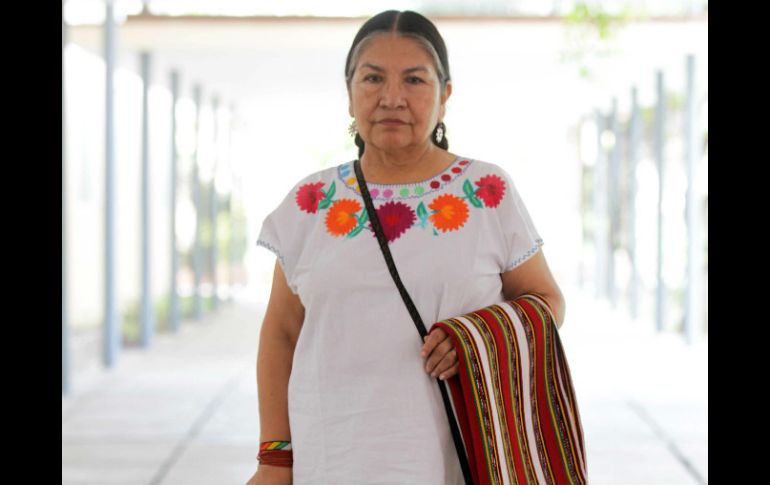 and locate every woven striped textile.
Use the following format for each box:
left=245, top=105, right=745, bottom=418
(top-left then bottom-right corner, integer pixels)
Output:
left=431, top=294, right=588, bottom=485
